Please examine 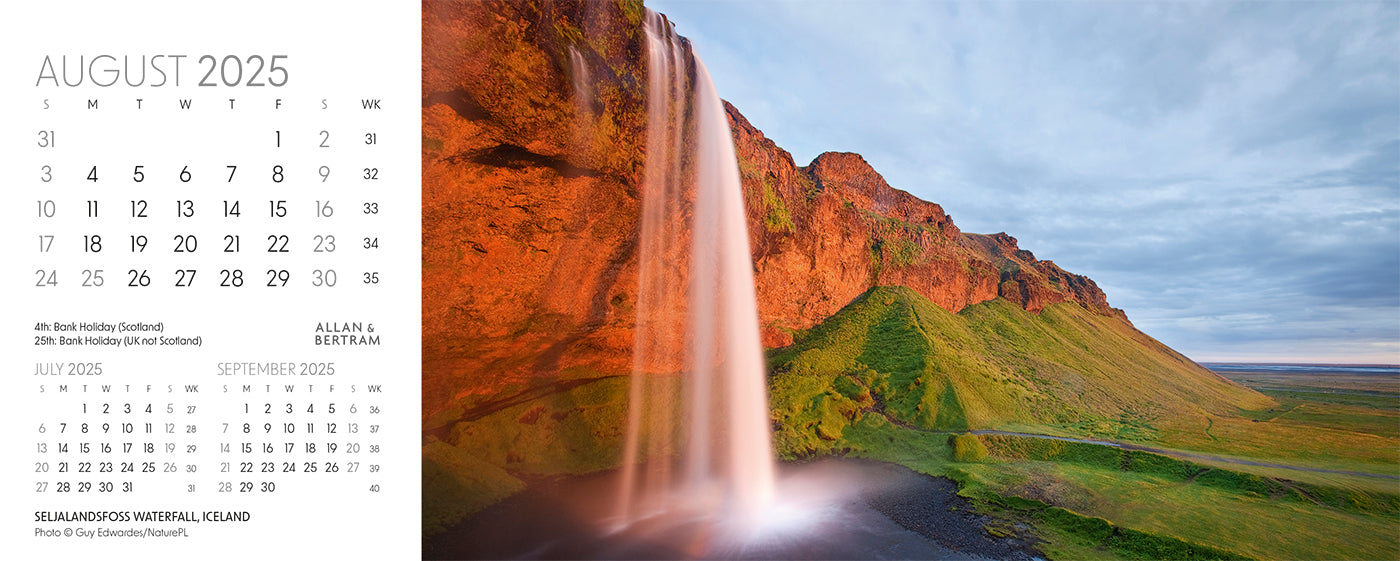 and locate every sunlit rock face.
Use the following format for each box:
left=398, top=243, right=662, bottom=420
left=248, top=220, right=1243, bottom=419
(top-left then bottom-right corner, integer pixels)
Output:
left=421, top=0, right=1120, bottom=420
